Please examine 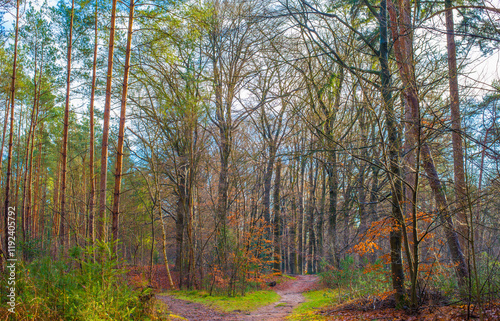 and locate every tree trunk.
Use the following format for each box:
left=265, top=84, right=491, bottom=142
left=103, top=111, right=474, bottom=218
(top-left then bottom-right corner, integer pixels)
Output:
left=445, top=0, right=468, bottom=247
left=111, top=0, right=135, bottom=255
left=273, top=159, right=282, bottom=272
left=307, top=159, right=318, bottom=273
left=159, top=203, right=175, bottom=288
left=388, top=0, right=468, bottom=287
left=327, top=149, right=338, bottom=266
left=33, top=126, right=43, bottom=239
left=3, top=0, right=20, bottom=263
left=88, top=0, right=98, bottom=245
left=0, top=98, right=9, bottom=183
left=175, top=192, right=185, bottom=286
left=97, top=0, right=118, bottom=242
left=368, top=163, right=380, bottom=263
left=60, top=0, right=75, bottom=250
left=380, top=0, right=405, bottom=303
left=298, top=156, right=305, bottom=274
left=263, top=143, right=276, bottom=232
